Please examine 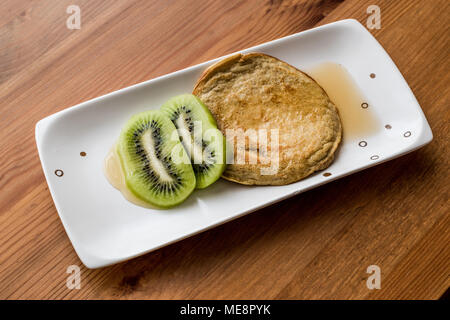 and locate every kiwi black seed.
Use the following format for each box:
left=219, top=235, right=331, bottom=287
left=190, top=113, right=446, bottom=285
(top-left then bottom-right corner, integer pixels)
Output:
left=161, top=94, right=226, bottom=189
left=116, top=110, right=196, bottom=208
